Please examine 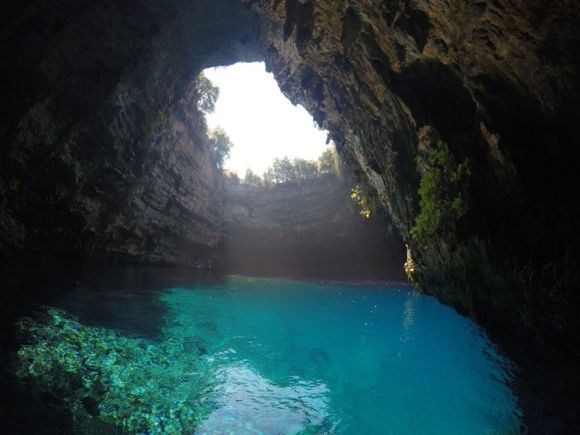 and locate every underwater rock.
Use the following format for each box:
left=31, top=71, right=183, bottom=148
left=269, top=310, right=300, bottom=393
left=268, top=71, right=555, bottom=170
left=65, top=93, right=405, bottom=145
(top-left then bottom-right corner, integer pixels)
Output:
left=81, top=396, right=99, bottom=417
left=15, top=307, right=216, bottom=434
